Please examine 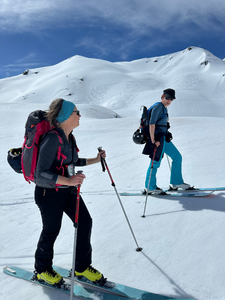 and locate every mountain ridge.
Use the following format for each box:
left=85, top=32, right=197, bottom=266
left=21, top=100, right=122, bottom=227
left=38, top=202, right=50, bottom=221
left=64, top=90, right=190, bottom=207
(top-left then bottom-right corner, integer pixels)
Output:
left=1, top=46, right=225, bottom=118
